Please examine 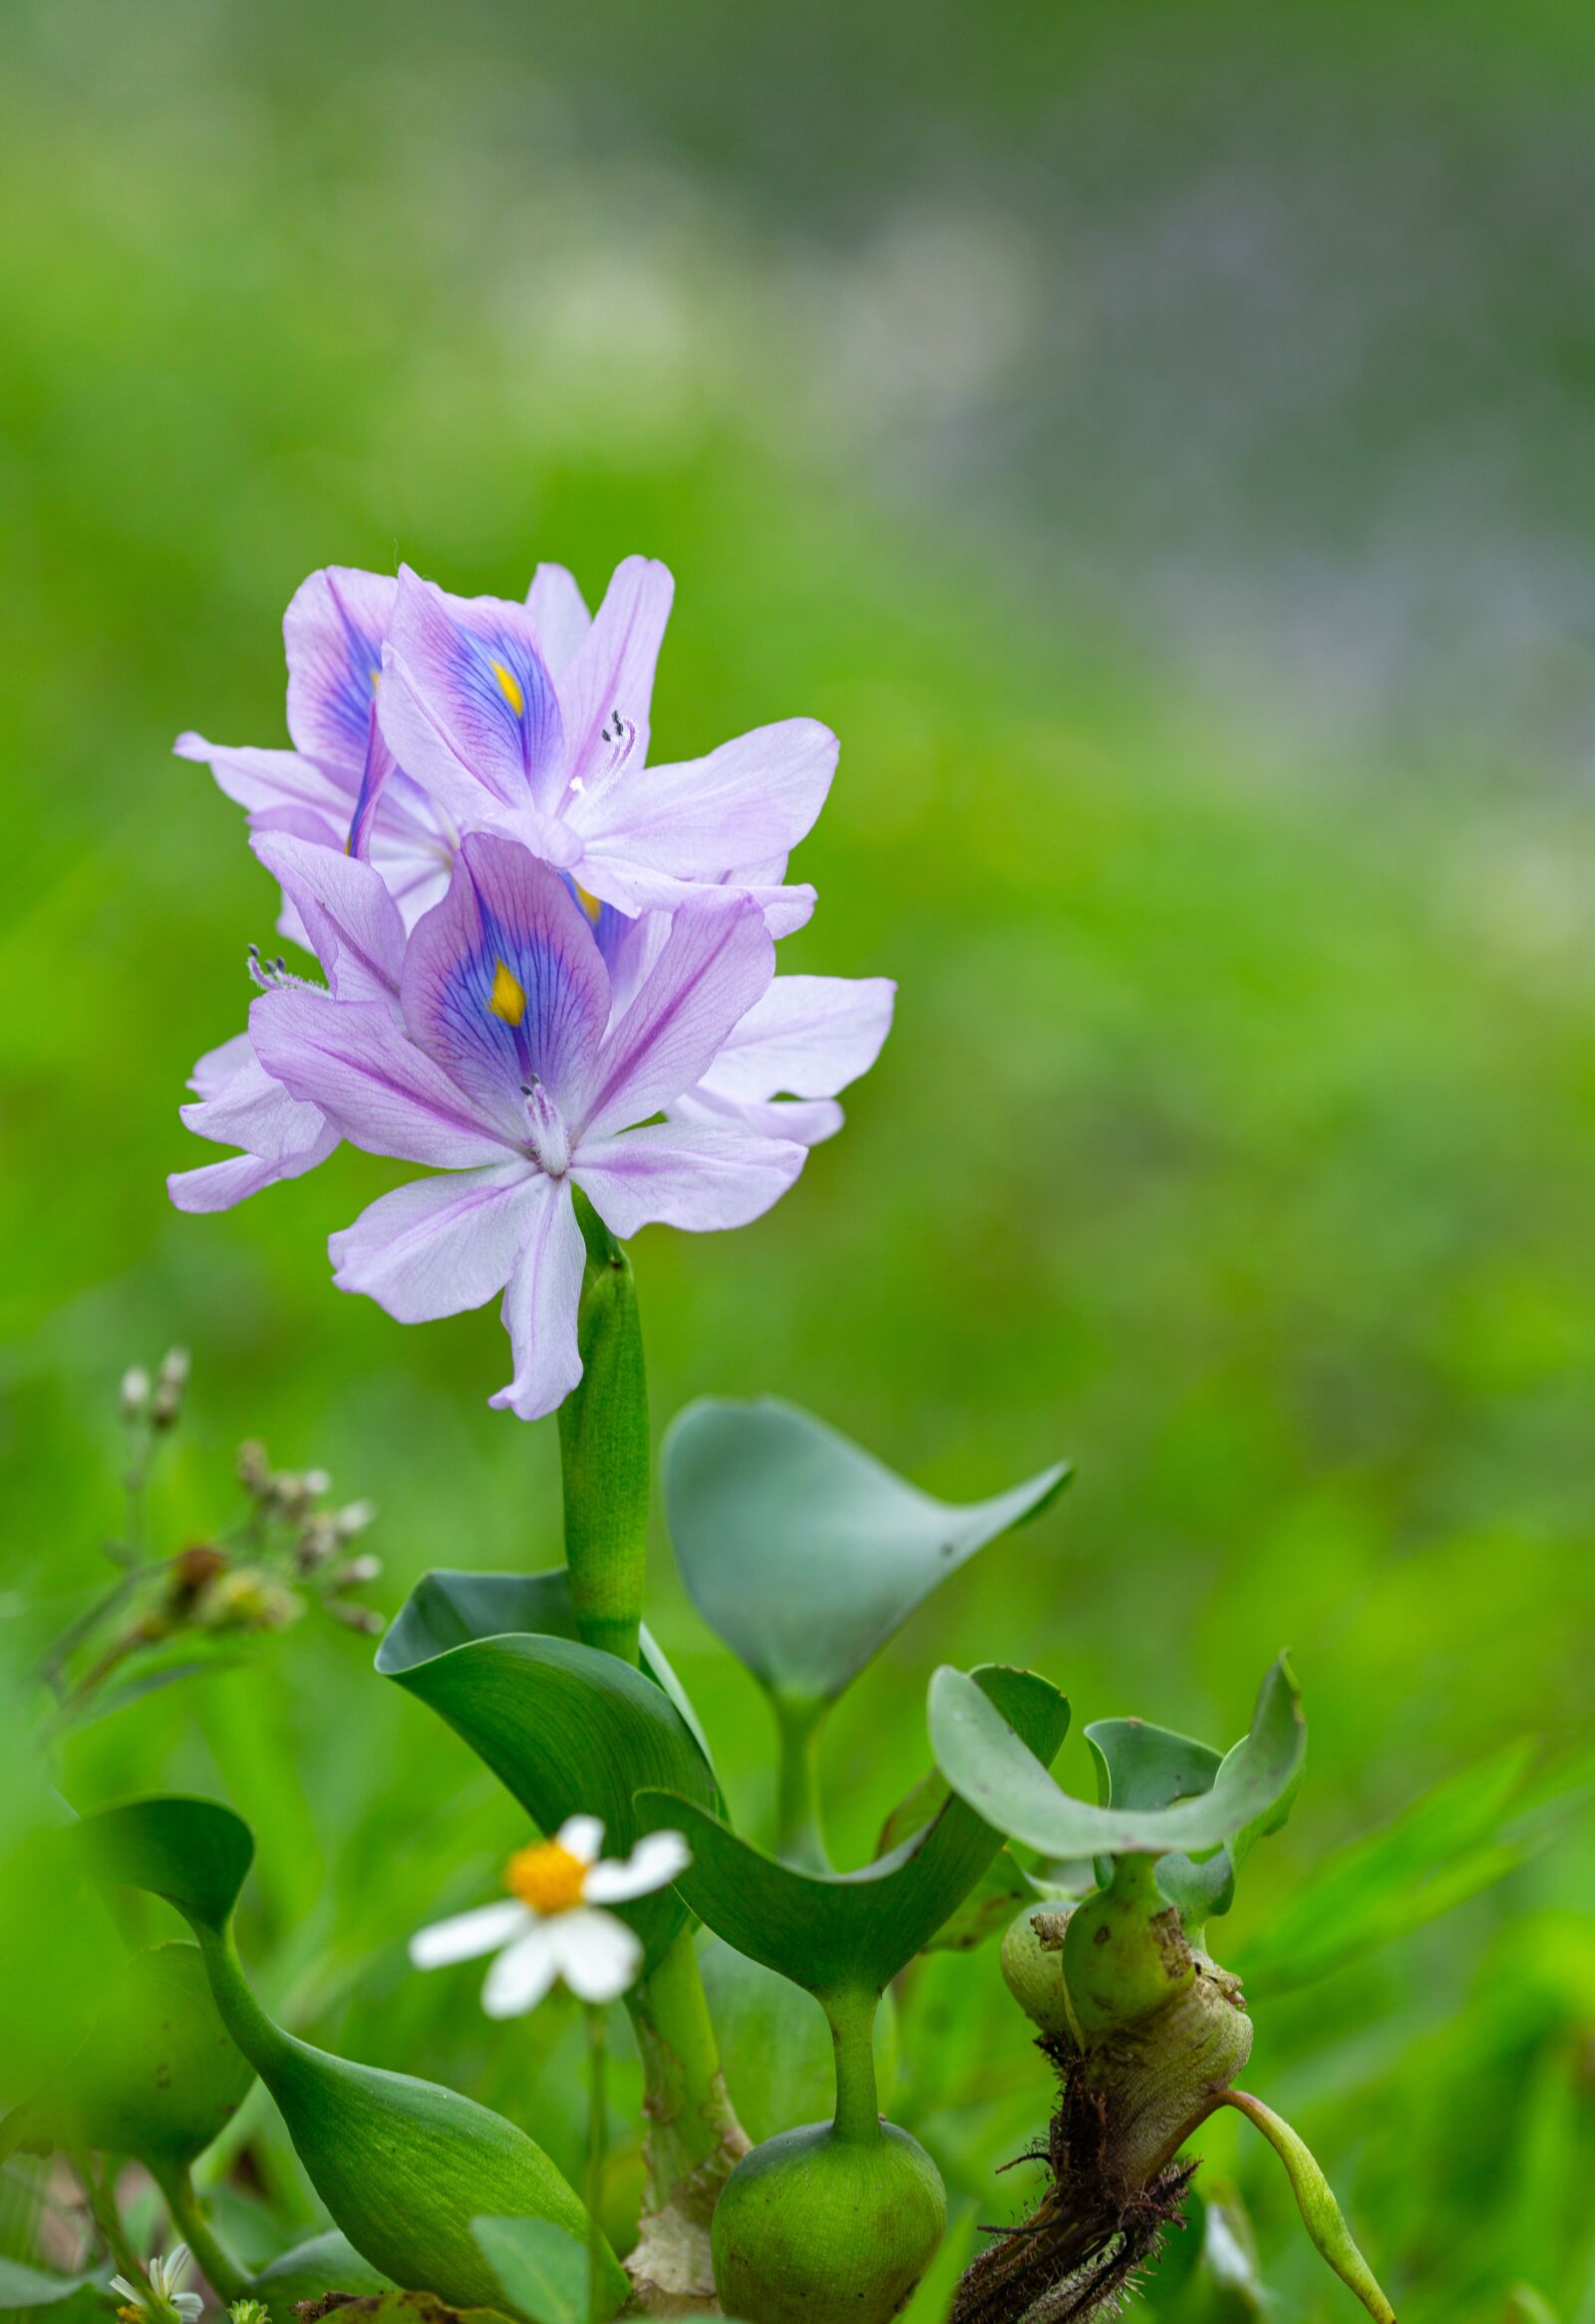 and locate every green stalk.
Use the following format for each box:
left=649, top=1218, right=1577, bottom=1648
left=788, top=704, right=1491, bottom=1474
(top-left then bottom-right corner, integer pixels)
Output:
left=773, top=1694, right=830, bottom=1870
left=151, top=2161, right=248, bottom=2304
left=559, top=1191, right=649, bottom=1667
left=824, top=1988, right=882, bottom=2147
left=583, top=2007, right=609, bottom=2324
left=627, top=1926, right=748, bottom=2212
